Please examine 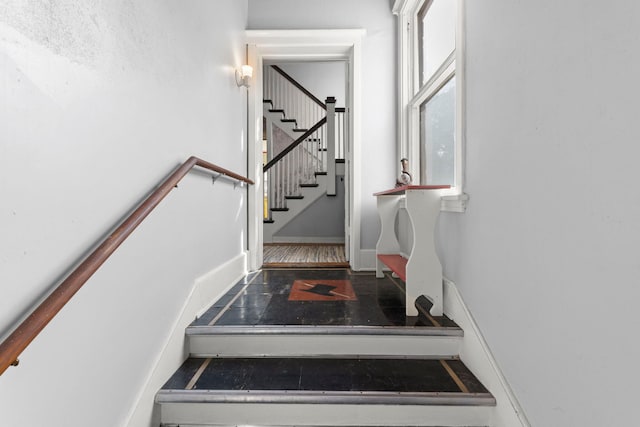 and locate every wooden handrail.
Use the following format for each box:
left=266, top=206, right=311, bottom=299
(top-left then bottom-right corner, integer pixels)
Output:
left=263, top=117, right=327, bottom=172
left=271, top=65, right=327, bottom=110
left=0, top=156, right=252, bottom=376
